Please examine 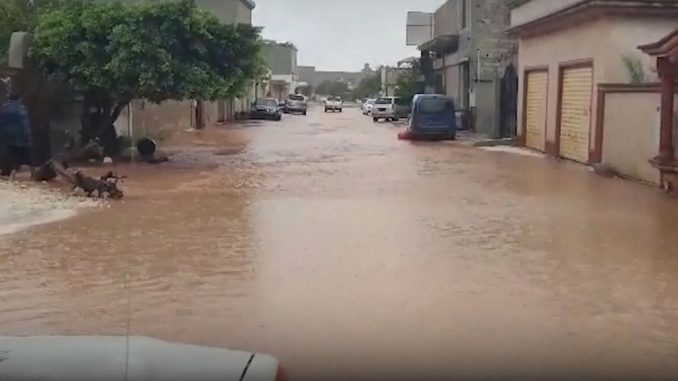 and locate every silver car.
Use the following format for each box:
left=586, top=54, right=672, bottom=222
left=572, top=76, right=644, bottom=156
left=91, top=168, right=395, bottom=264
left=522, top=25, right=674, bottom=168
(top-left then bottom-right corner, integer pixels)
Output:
left=284, top=94, right=308, bottom=115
